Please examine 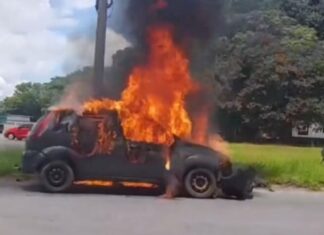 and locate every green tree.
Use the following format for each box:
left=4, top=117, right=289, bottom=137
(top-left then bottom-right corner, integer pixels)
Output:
left=2, top=83, right=44, bottom=118
left=282, top=0, right=324, bottom=38
left=0, top=67, right=93, bottom=119
left=202, top=10, right=324, bottom=141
